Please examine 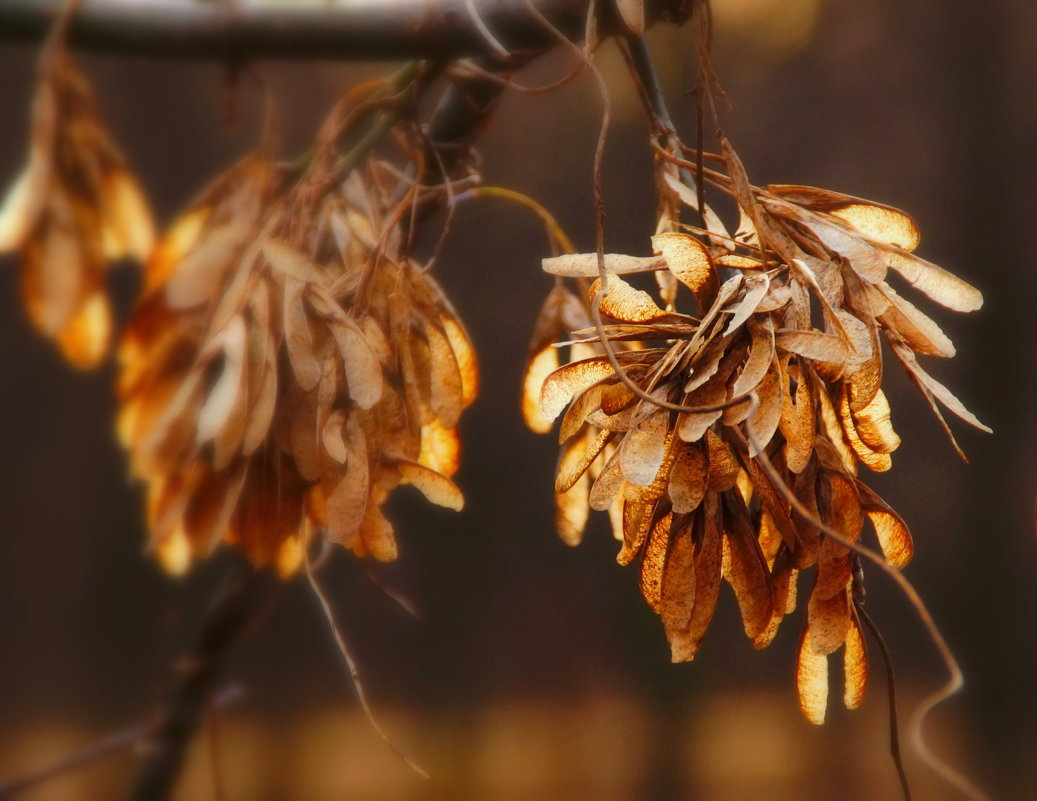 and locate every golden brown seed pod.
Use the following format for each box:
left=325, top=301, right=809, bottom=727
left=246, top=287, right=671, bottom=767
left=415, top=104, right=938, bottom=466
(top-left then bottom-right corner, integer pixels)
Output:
left=530, top=141, right=986, bottom=721
left=0, top=24, right=154, bottom=368
left=119, top=130, right=476, bottom=575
